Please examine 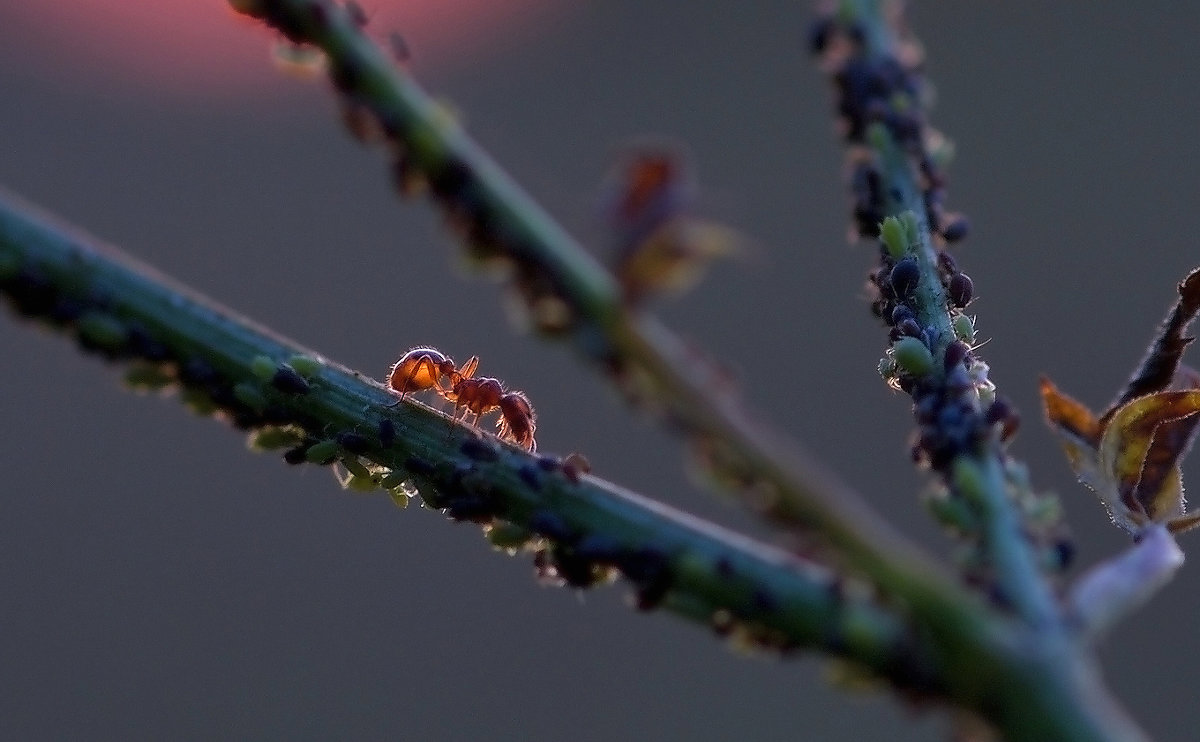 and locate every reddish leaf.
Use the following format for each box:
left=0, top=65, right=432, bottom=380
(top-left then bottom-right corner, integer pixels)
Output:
left=1041, top=377, right=1102, bottom=444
